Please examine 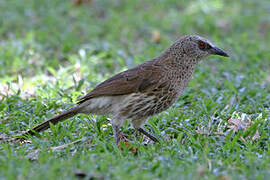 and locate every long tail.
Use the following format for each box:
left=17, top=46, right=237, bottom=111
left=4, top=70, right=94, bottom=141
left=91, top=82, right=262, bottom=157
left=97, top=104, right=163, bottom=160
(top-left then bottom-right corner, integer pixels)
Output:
left=22, top=106, right=82, bottom=137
